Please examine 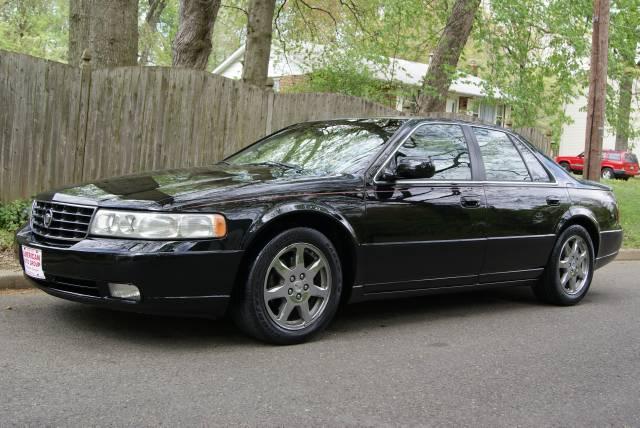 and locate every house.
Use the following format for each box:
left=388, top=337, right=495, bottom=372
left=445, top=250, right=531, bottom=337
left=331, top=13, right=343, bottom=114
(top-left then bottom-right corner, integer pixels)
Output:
left=213, top=43, right=511, bottom=126
left=559, top=82, right=640, bottom=157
